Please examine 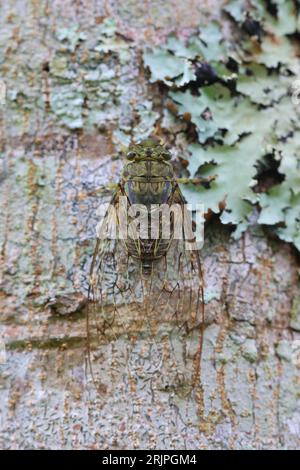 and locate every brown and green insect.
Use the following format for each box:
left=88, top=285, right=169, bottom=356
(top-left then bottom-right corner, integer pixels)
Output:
left=88, top=138, right=205, bottom=395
